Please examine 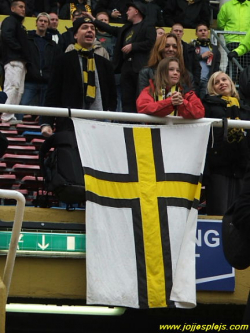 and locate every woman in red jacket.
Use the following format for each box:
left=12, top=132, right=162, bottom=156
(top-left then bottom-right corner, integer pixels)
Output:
left=136, top=57, right=204, bottom=119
